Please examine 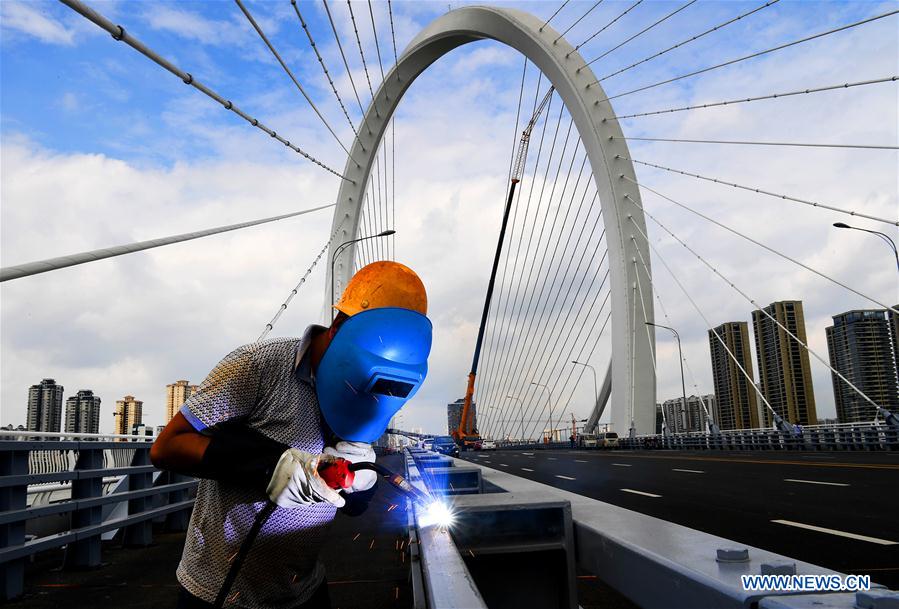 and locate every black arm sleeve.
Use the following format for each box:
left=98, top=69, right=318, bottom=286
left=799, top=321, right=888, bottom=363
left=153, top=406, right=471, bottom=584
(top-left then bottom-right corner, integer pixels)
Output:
left=195, top=420, right=289, bottom=491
